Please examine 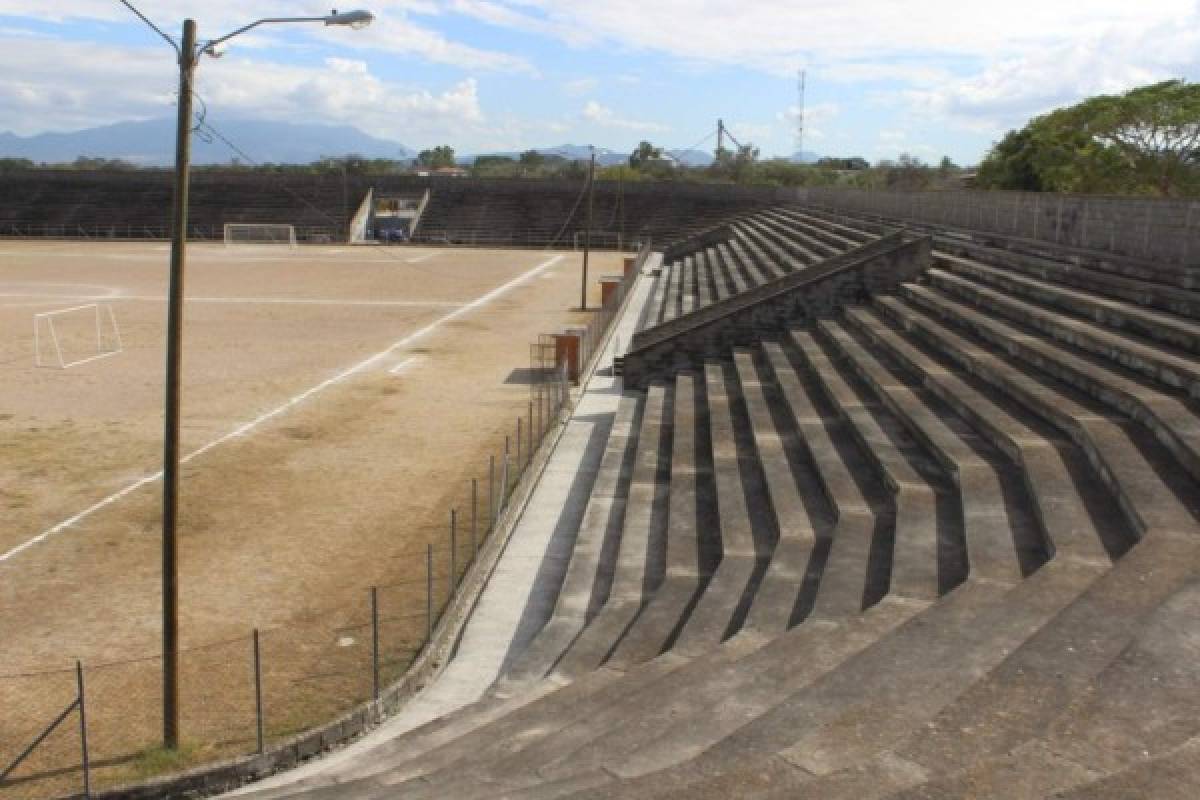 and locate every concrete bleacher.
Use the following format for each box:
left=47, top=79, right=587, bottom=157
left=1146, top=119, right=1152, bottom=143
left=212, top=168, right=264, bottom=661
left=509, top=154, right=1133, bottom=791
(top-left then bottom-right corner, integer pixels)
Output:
left=222, top=202, right=1199, bottom=800
left=0, top=169, right=363, bottom=241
